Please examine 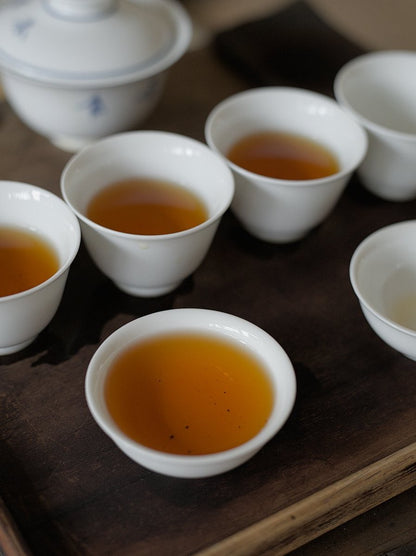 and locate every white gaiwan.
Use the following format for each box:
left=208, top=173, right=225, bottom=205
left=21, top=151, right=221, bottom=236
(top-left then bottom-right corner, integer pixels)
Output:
left=0, top=0, right=192, bottom=151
